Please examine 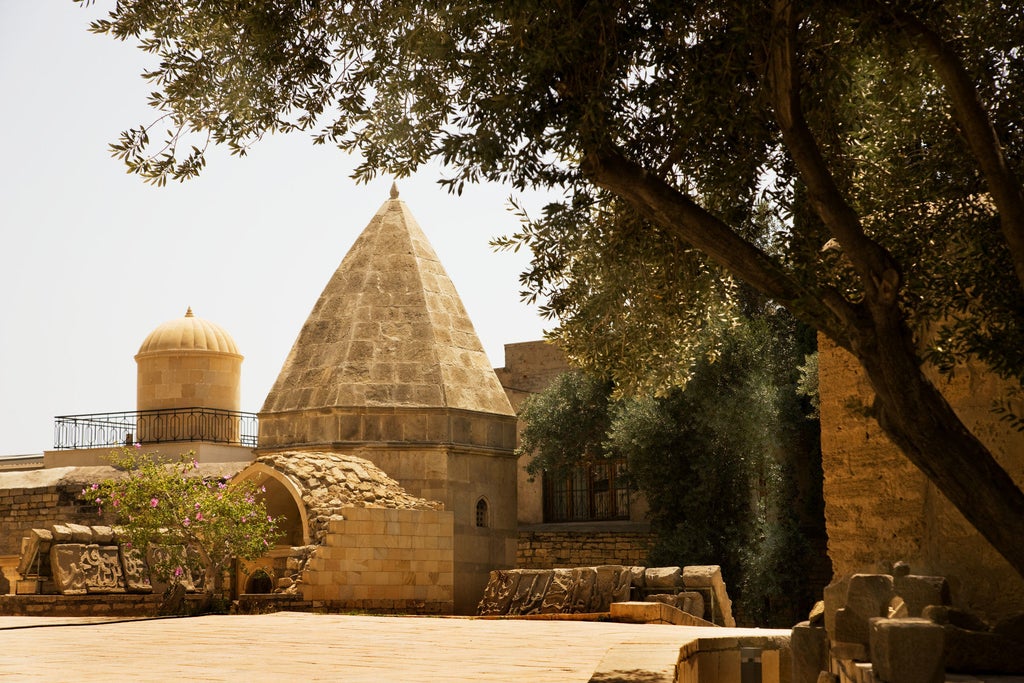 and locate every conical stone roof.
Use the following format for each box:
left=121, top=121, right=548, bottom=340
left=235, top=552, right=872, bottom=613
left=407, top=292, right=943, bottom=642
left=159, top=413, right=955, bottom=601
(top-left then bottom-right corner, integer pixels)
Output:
left=261, top=188, right=514, bottom=419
